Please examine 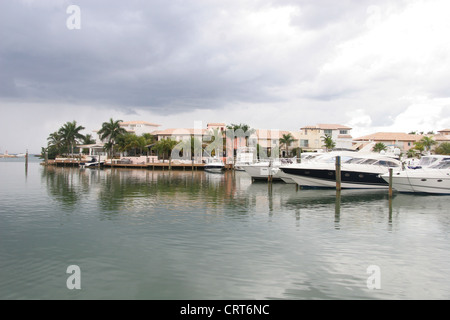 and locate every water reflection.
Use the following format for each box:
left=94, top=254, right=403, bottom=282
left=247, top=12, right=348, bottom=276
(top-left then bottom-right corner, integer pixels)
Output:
left=41, top=166, right=425, bottom=227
